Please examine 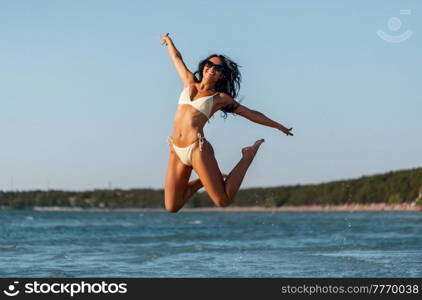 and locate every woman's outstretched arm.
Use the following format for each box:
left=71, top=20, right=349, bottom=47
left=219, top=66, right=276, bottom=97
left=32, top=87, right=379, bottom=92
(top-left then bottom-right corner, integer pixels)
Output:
left=237, top=105, right=293, bottom=136
left=220, top=94, right=293, bottom=136
left=160, top=33, right=194, bottom=86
